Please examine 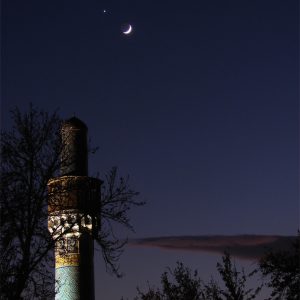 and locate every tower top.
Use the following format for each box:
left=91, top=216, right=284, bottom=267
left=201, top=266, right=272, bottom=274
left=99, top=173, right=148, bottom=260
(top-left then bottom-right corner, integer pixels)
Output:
left=63, top=117, right=87, bottom=130
left=61, top=116, right=88, bottom=176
